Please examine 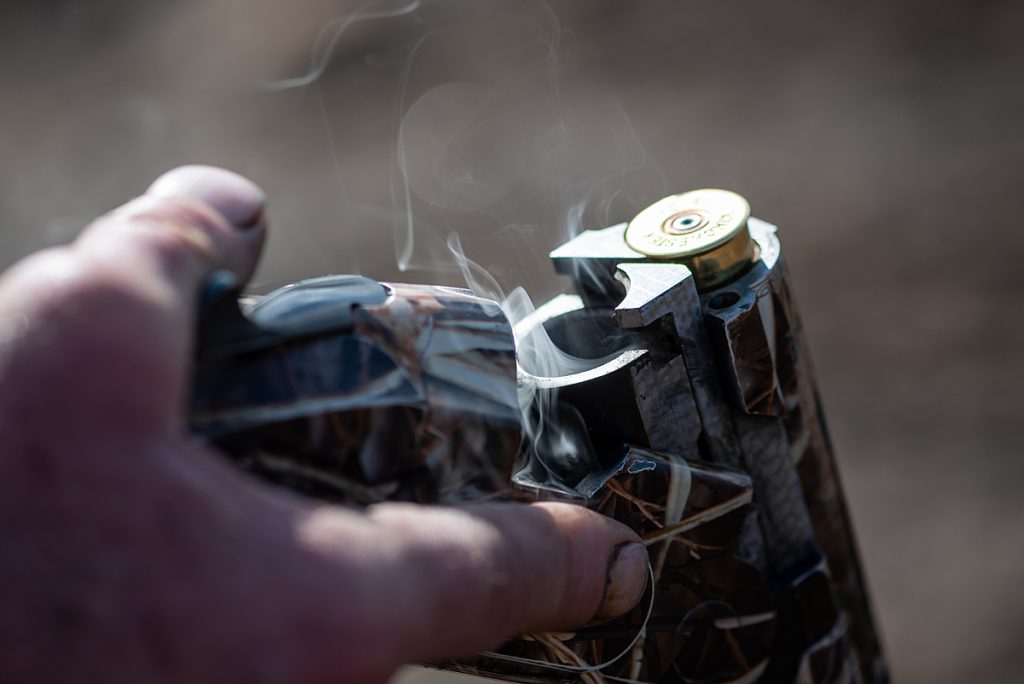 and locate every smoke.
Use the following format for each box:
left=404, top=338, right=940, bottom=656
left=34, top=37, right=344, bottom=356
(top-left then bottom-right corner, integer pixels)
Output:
left=447, top=233, right=626, bottom=493
left=504, top=287, right=589, bottom=491
left=276, top=0, right=657, bottom=490
left=262, top=0, right=423, bottom=92
left=446, top=231, right=504, bottom=302
left=260, top=0, right=655, bottom=283
left=381, top=0, right=652, bottom=282
left=392, top=32, right=435, bottom=272
left=388, top=1, right=652, bottom=491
